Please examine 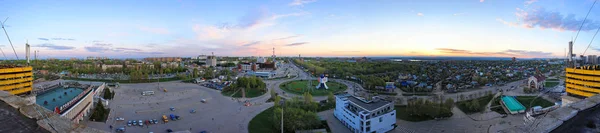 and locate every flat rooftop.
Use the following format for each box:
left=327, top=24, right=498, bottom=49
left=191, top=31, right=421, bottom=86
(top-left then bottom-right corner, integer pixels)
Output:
left=0, top=100, right=50, bottom=133
left=347, top=96, right=391, bottom=112
left=36, top=87, right=84, bottom=111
